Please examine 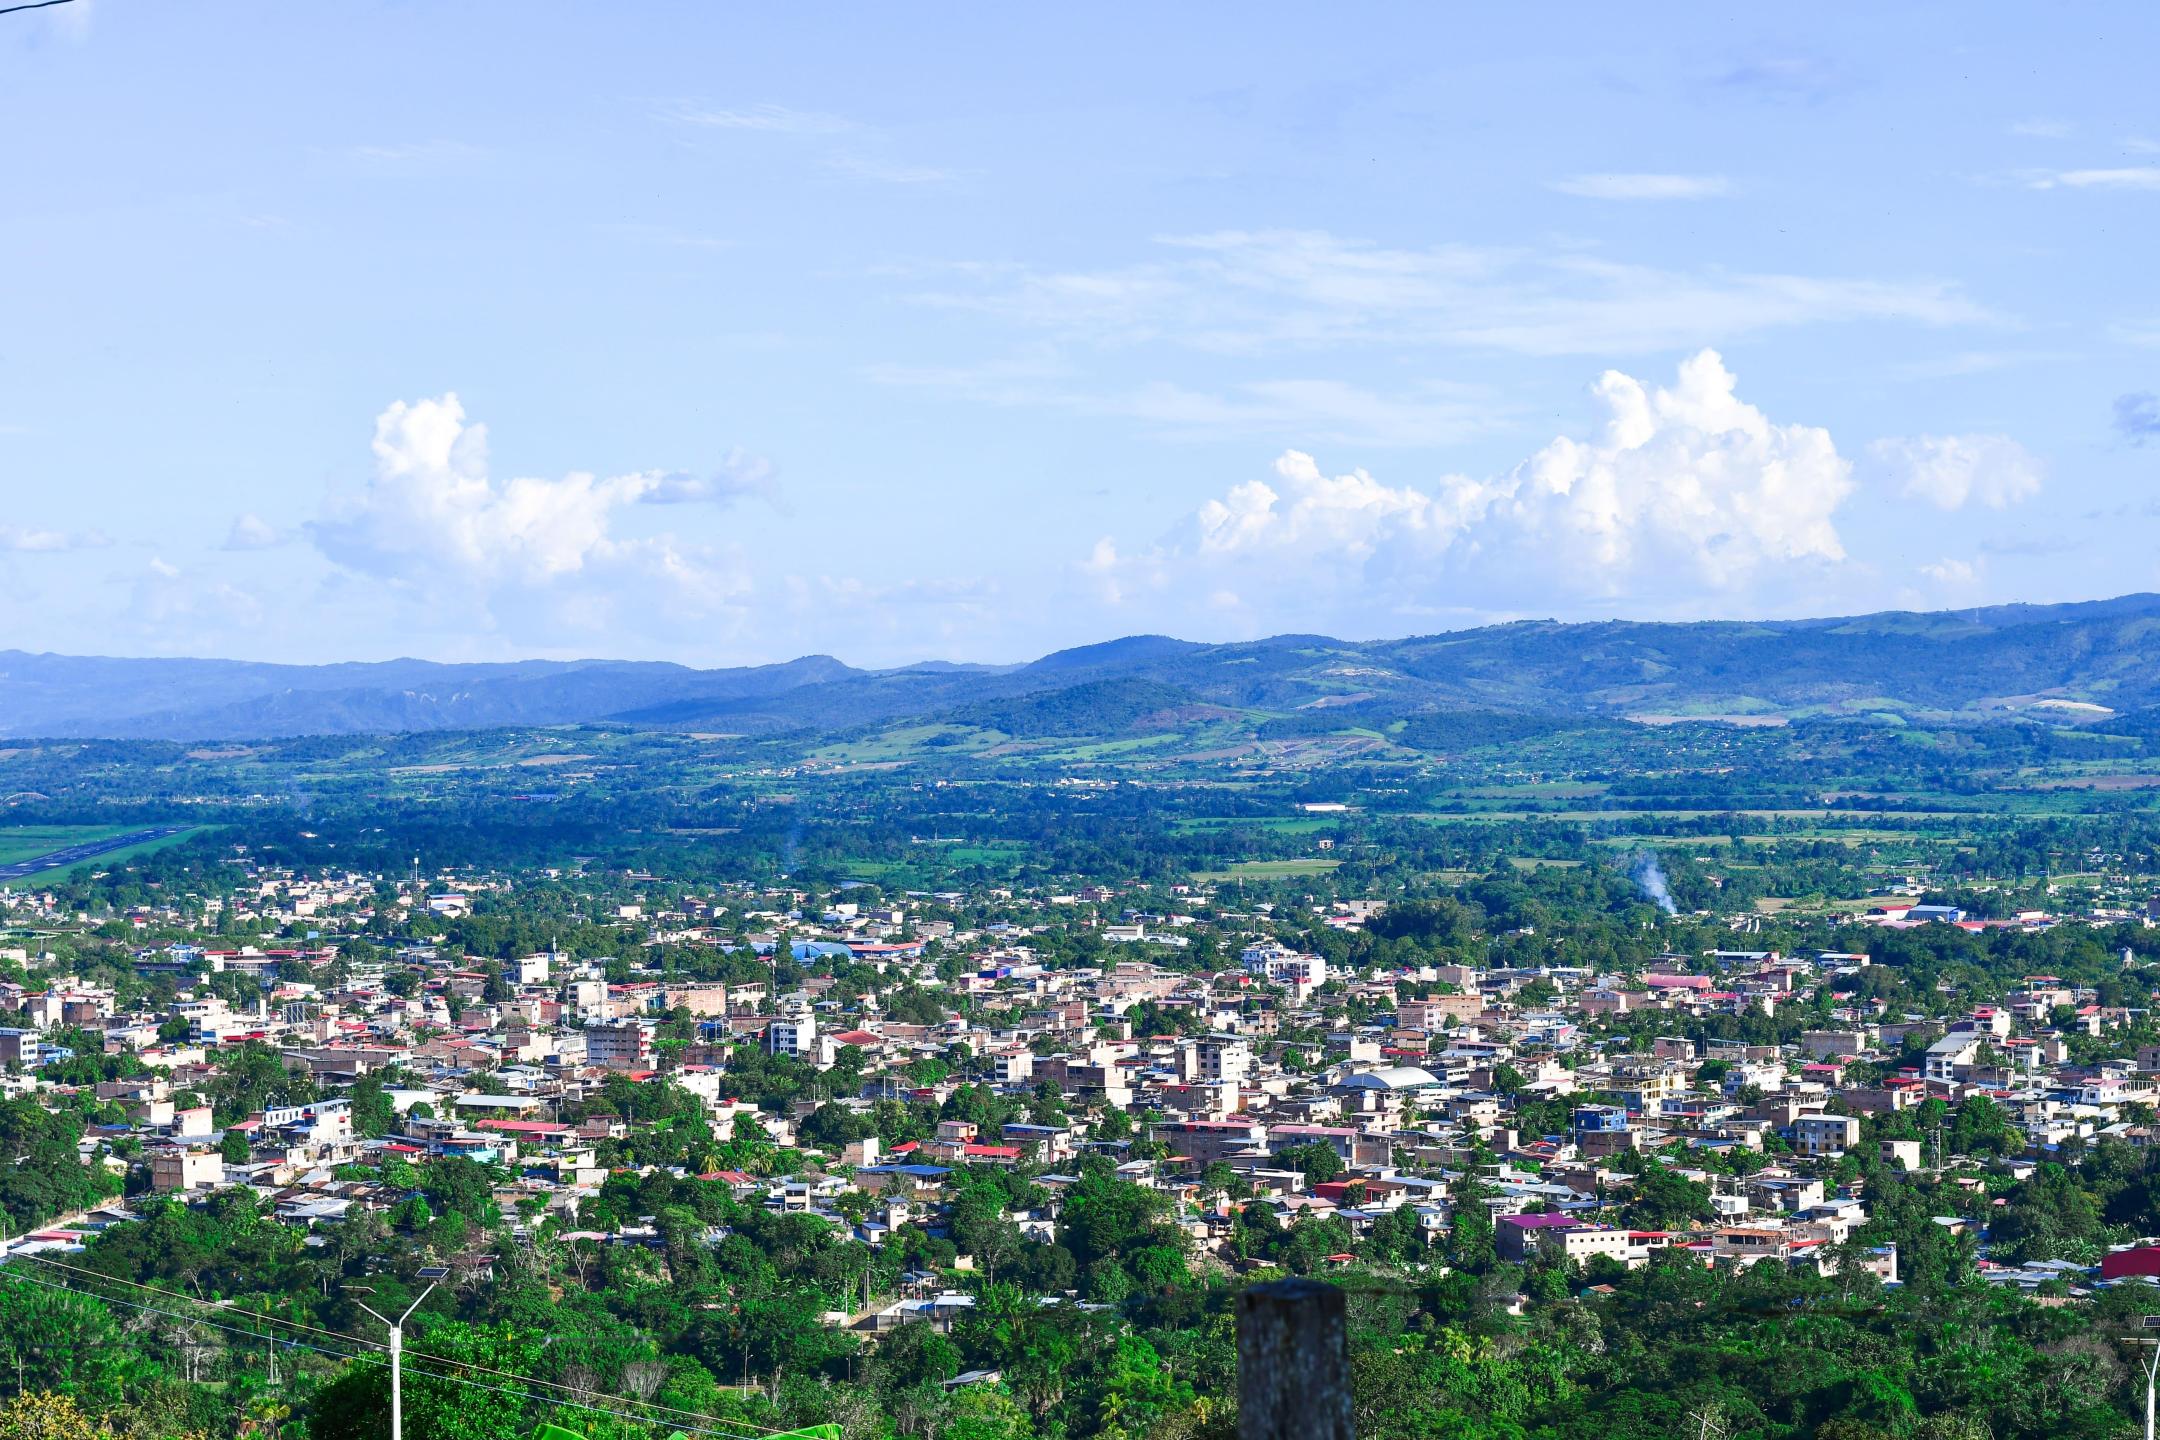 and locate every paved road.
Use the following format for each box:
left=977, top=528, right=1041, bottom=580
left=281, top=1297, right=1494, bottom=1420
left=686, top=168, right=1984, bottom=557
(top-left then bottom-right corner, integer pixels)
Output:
left=0, top=825, right=190, bottom=883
